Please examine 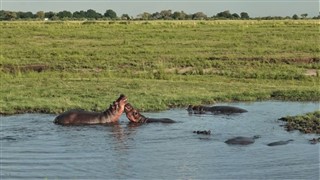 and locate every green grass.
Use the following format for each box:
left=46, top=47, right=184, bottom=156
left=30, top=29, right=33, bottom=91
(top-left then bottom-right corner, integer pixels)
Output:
left=0, top=20, right=319, bottom=114
left=279, top=111, right=320, bottom=134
